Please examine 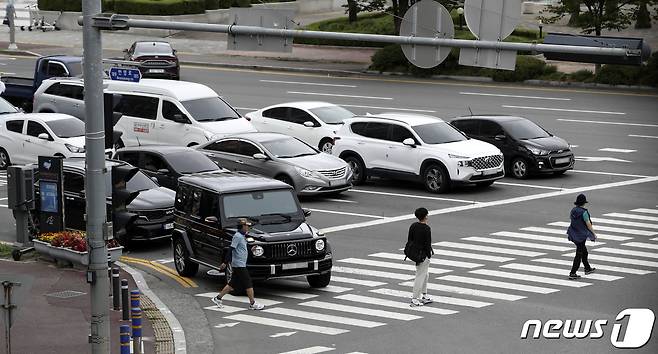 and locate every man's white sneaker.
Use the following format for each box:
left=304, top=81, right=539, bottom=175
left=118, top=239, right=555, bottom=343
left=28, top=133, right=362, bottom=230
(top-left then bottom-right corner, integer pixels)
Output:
left=249, top=302, right=265, bottom=310
left=410, top=298, right=424, bottom=307
left=421, top=294, right=433, bottom=304
left=211, top=296, right=223, bottom=308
